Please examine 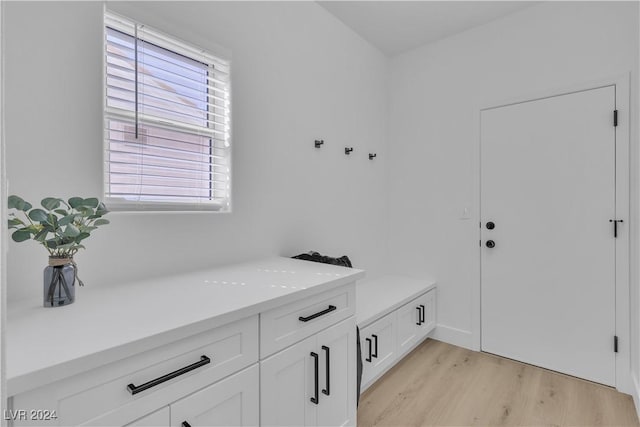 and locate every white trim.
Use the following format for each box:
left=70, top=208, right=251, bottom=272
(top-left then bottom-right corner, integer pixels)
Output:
left=472, top=72, right=633, bottom=394
left=633, top=373, right=640, bottom=421
left=431, top=324, right=473, bottom=350
left=0, top=1, right=6, bottom=423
